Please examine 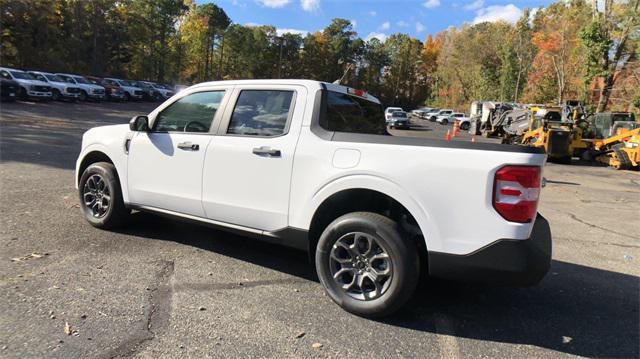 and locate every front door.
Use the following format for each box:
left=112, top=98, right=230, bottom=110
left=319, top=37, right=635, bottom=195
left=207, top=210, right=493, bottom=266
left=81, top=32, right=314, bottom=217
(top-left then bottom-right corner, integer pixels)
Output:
left=127, top=90, right=227, bottom=217
left=202, top=86, right=306, bottom=231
